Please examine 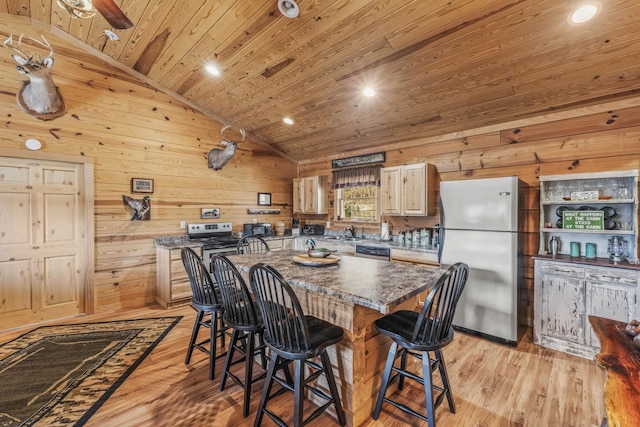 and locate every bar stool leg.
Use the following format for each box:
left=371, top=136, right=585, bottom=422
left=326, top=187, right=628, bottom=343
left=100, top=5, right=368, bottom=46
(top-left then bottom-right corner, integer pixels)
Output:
left=422, top=350, right=435, bottom=427
left=294, top=359, right=304, bottom=427
left=219, top=329, right=240, bottom=391
left=254, top=353, right=279, bottom=427
left=185, top=310, right=204, bottom=364
left=320, top=351, right=346, bottom=426
left=372, top=341, right=399, bottom=419
left=209, top=311, right=218, bottom=380
left=436, top=349, right=456, bottom=413
left=243, top=331, right=256, bottom=417
left=398, top=347, right=408, bottom=390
